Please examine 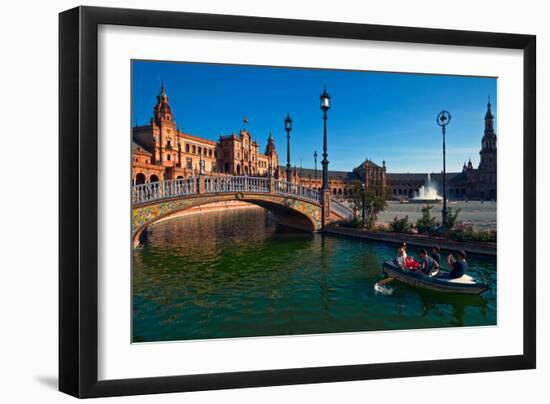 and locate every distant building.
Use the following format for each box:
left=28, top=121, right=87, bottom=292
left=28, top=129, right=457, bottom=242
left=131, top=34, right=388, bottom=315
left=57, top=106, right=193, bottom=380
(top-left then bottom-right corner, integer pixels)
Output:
left=283, top=159, right=387, bottom=199
left=218, top=129, right=278, bottom=176
left=132, top=84, right=496, bottom=201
